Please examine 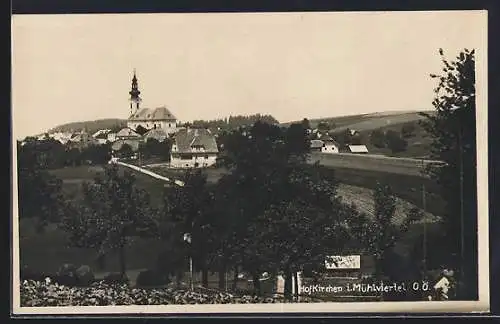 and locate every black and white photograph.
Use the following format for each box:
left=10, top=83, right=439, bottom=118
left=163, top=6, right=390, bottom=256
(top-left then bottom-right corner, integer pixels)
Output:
left=11, top=10, right=489, bottom=314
